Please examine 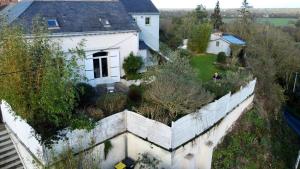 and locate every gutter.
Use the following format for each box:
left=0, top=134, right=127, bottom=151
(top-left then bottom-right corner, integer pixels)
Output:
left=24, top=29, right=139, bottom=38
